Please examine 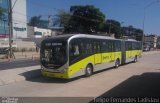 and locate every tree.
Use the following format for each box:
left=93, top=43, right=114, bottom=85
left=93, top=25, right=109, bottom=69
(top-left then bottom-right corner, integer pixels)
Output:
left=105, top=19, right=122, bottom=38
left=54, top=10, right=71, bottom=27
left=122, top=26, right=143, bottom=41
left=64, top=5, right=106, bottom=34
left=28, top=16, right=49, bottom=28
left=28, top=16, right=41, bottom=27
left=134, top=29, right=143, bottom=41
